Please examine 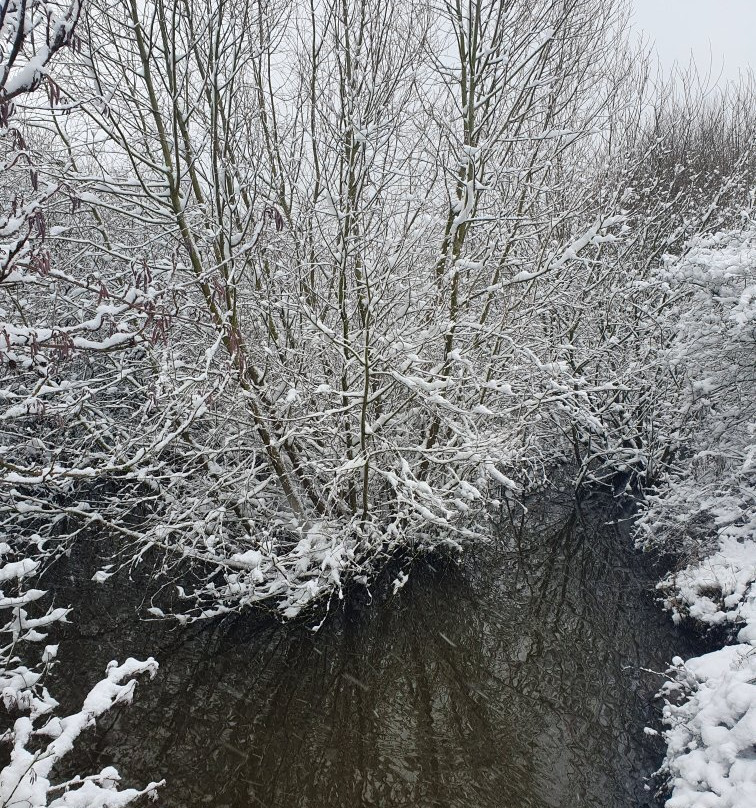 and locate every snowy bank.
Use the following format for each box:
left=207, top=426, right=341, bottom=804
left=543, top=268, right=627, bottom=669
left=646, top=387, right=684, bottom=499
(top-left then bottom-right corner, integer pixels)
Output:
left=641, top=228, right=756, bottom=807
left=656, top=545, right=756, bottom=808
